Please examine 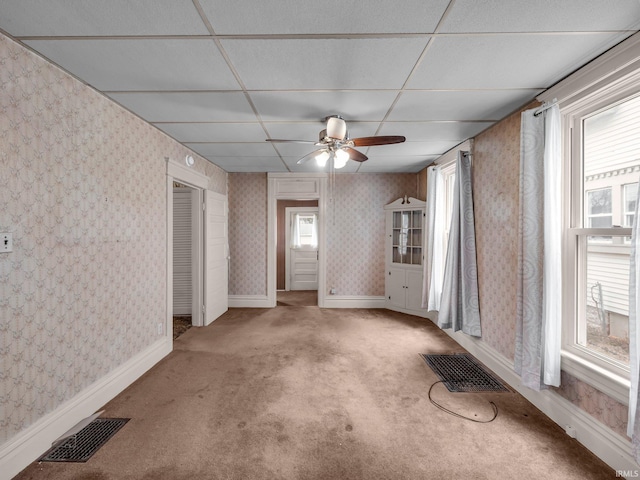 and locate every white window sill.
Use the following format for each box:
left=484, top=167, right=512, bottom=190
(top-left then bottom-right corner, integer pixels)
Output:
left=561, top=350, right=630, bottom=406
